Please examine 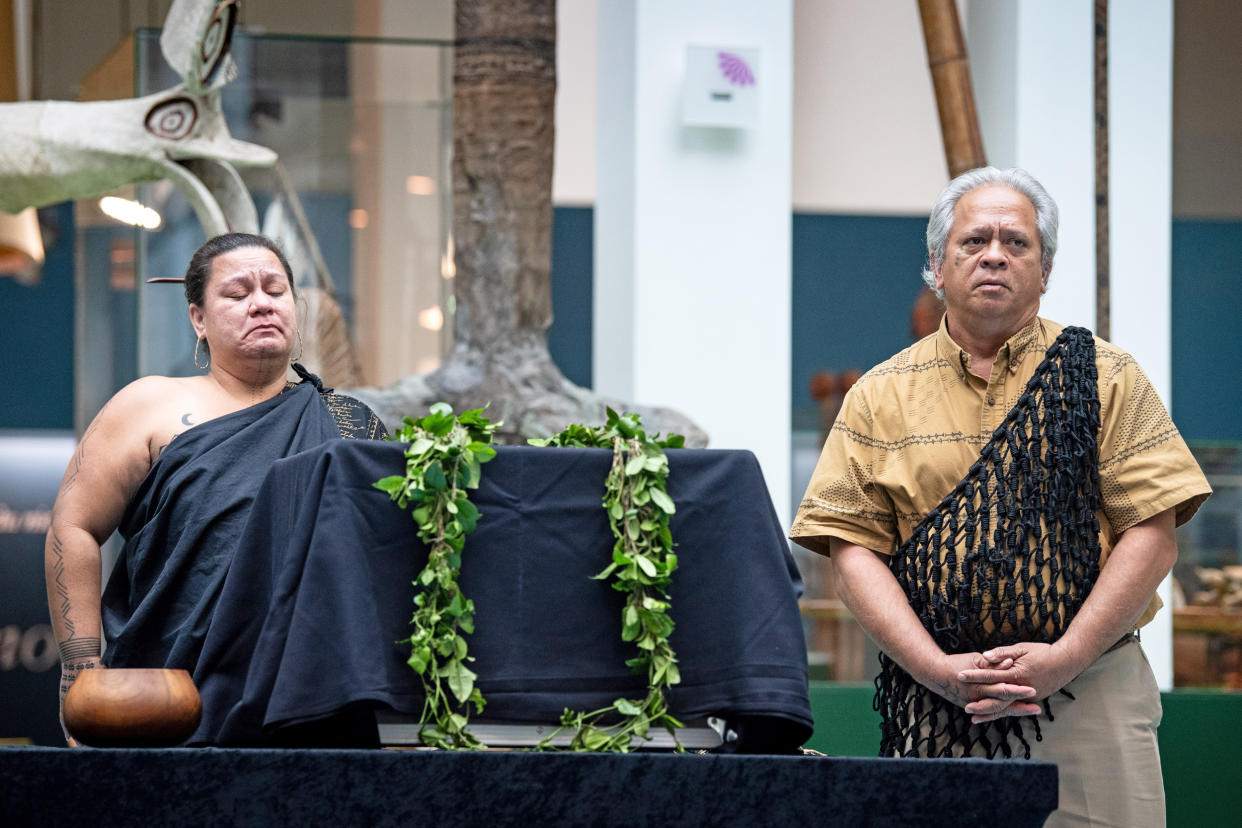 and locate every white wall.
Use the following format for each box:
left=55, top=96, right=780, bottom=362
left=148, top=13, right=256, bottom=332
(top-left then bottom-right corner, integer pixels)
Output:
left=968, top=0, right=1177, bottom=689
left=790, top=0, right=950, bottom=213
left=968, top=0, right=1096, bottom=330
left=552, top=0, right=597, bottom=206
left=557, top=0, right=955, bottom=214
left=594, top=0, right=793, bottom=520
left=1108, top=0, right=1175, bottom=688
